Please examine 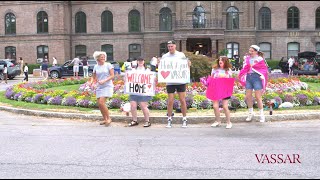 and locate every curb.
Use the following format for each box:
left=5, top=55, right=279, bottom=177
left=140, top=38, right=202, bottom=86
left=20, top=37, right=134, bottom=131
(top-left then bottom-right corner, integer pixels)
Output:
left=1, top=105, right=319, bottom=124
